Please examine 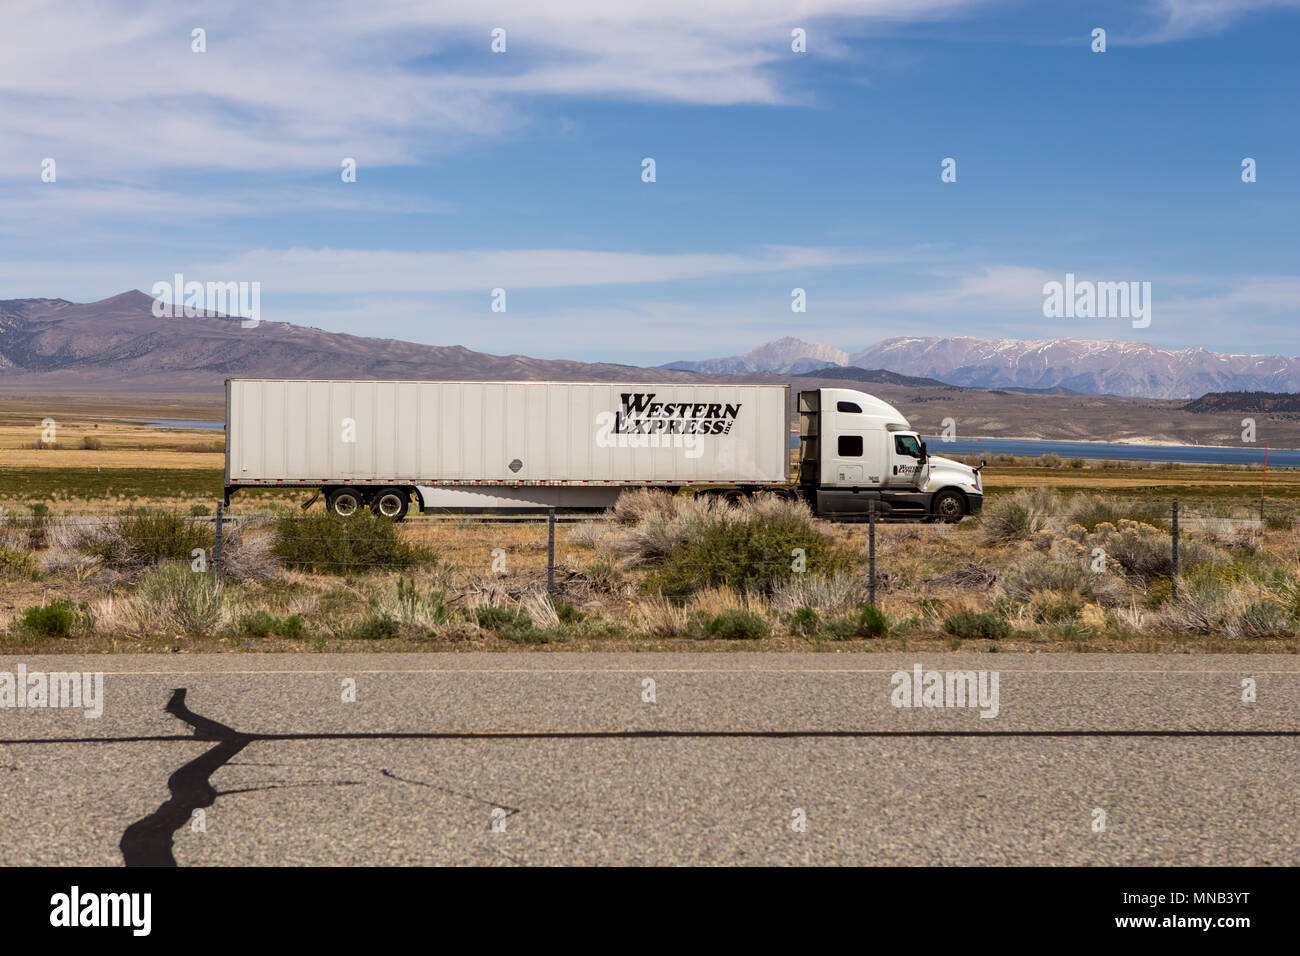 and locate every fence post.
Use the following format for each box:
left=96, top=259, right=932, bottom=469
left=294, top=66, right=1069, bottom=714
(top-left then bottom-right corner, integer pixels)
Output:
left=213, top=501, right=224, bottom=596
left=1170, top=499, right=1178, bottom=602
left=868, top=498, right=876, bottom=606
left=547, top=507, right=556, bottom=602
